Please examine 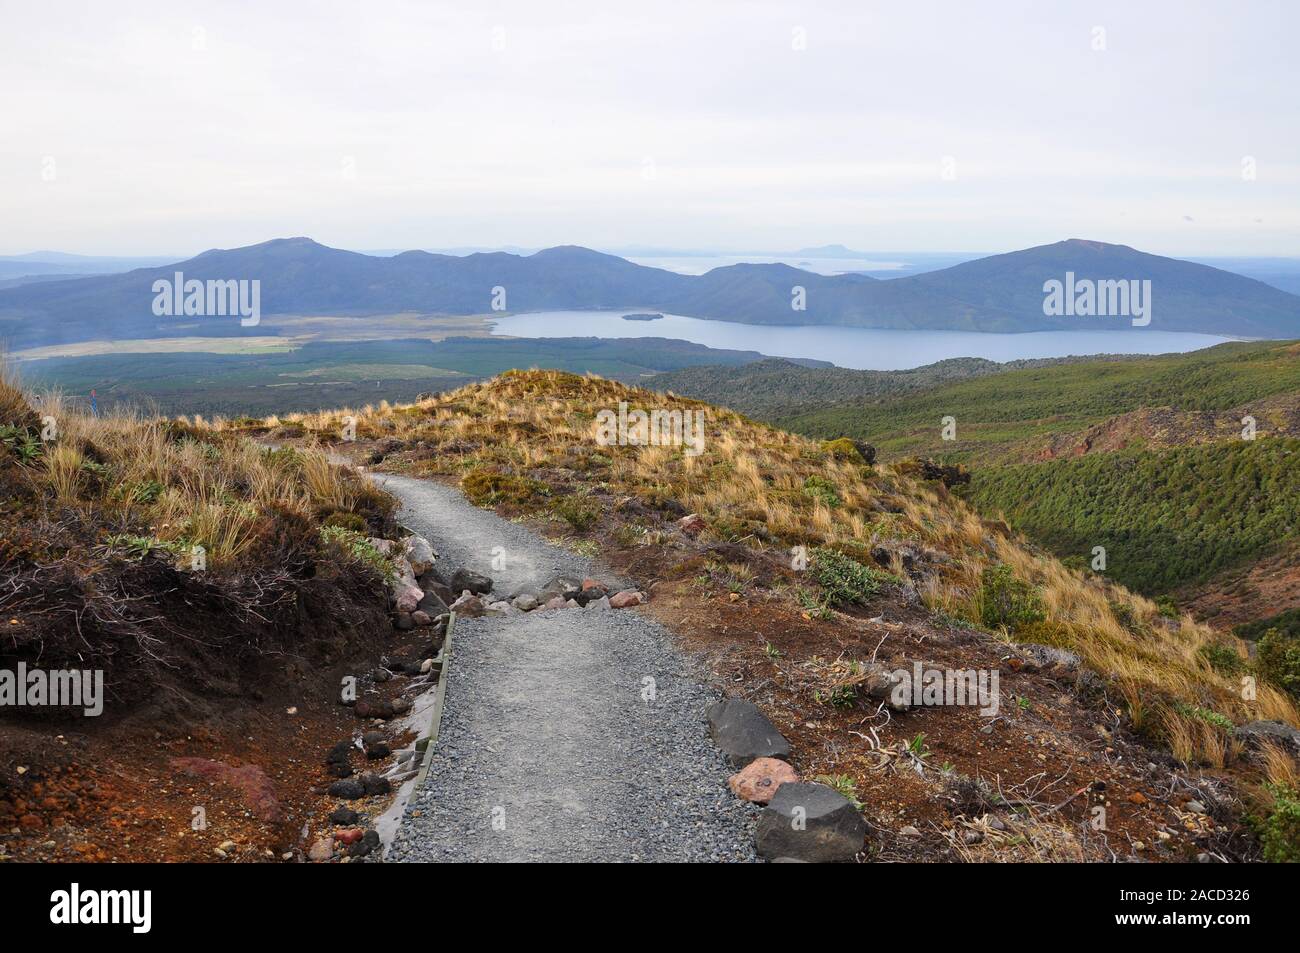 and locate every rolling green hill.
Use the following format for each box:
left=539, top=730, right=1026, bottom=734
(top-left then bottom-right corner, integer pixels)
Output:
left=770, top=341, right=1300, bottom=464
left=656, top=340, right=1300, bottom=617
left=649, top=353, right=1145, bottom=421
left=965, top=439, right=1300, bottom=595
